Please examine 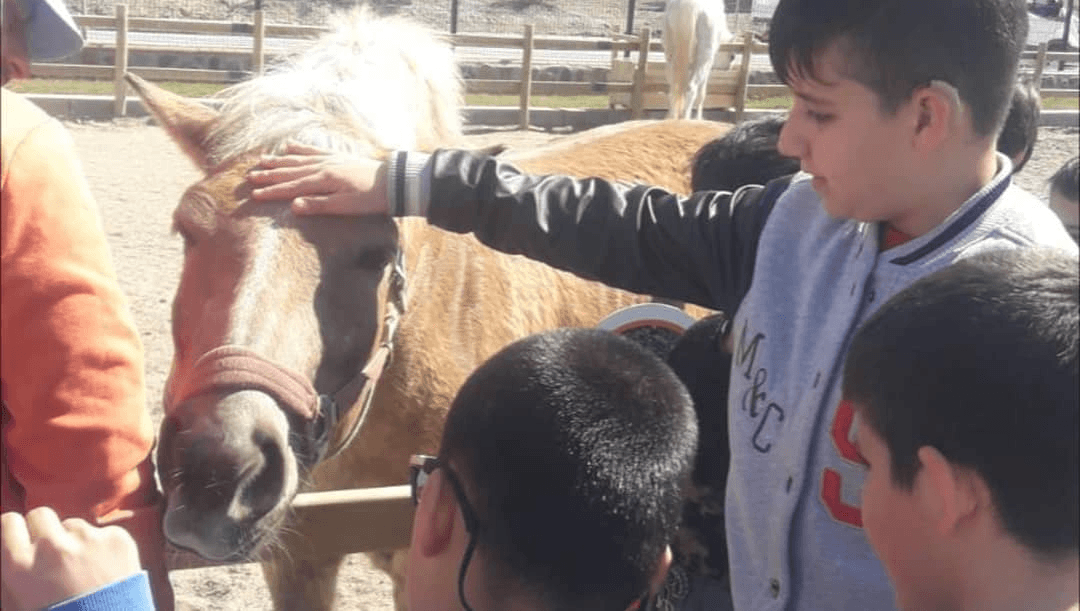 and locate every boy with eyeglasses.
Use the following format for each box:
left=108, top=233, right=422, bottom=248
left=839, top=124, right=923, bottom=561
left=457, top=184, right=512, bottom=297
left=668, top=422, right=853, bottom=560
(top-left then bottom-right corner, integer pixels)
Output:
left=406, top=327, right=698, bottom=611
left=4, top=327, right=697, bottom=611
